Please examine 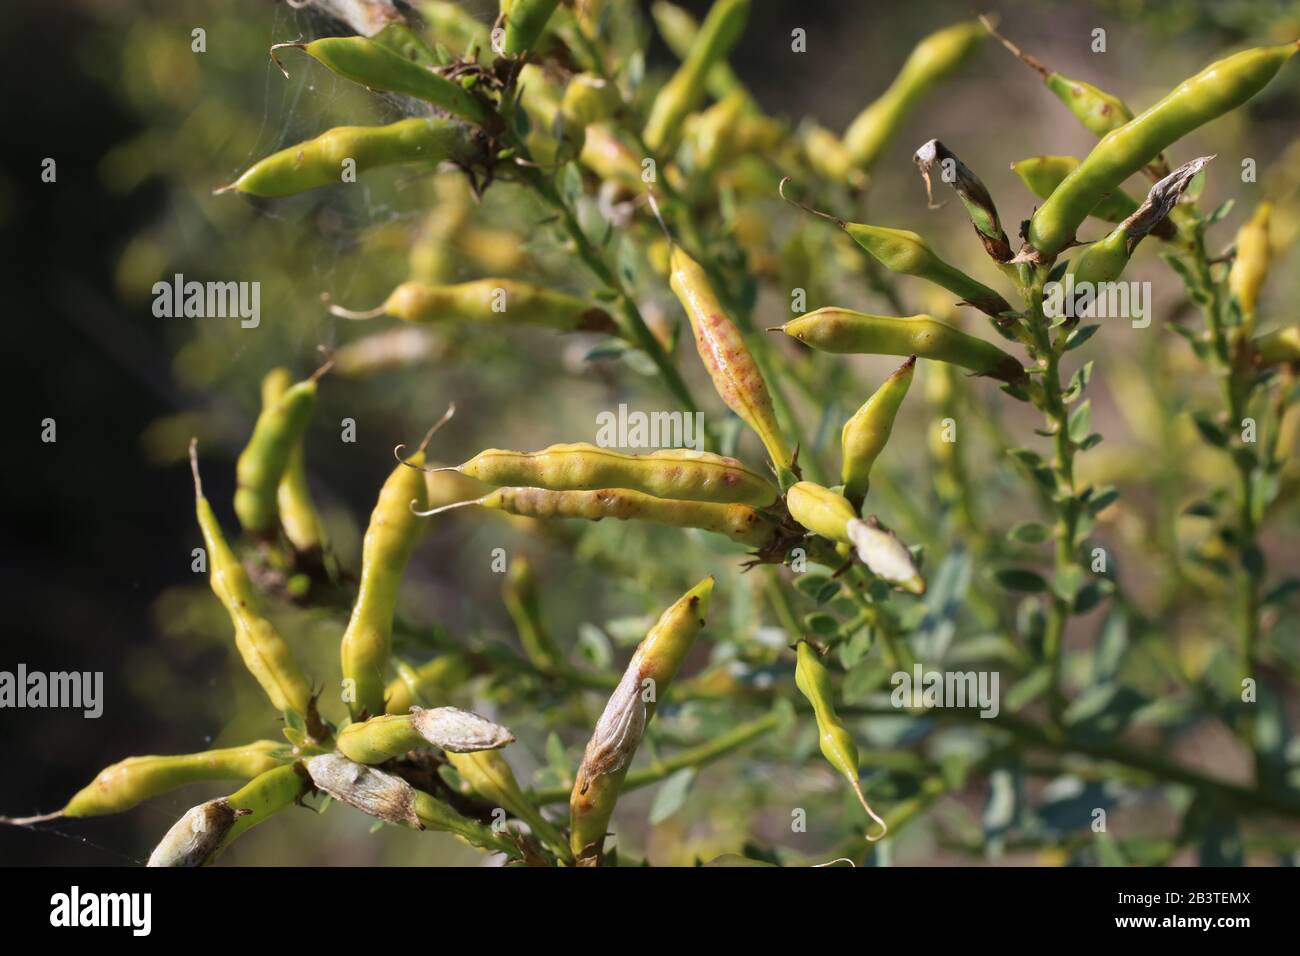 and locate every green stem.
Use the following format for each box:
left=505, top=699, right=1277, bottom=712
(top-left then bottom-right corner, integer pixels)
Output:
left=532, top=708, right=782, bottom=805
